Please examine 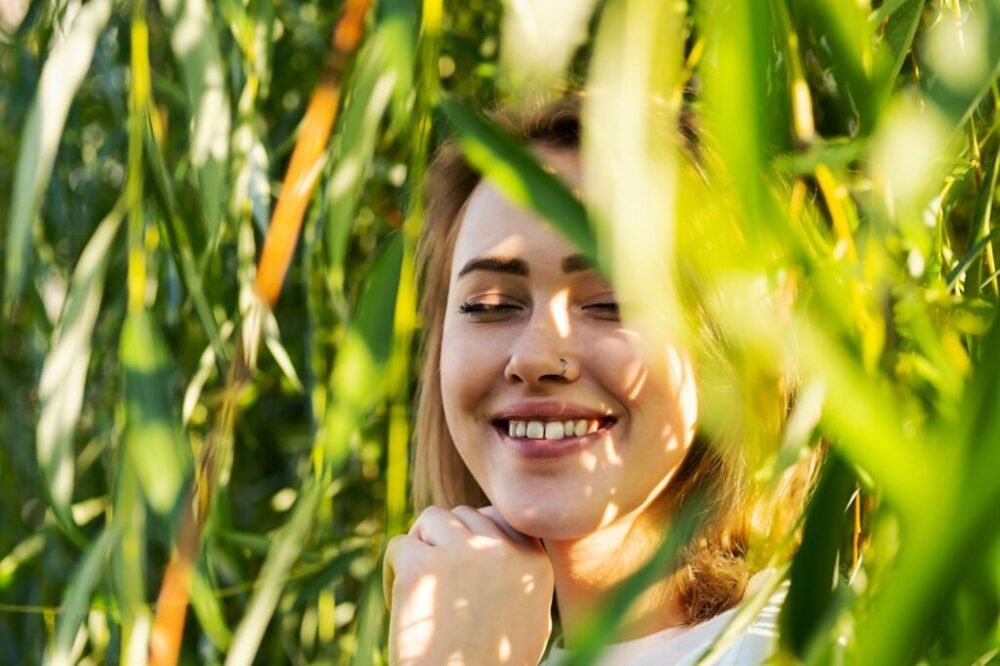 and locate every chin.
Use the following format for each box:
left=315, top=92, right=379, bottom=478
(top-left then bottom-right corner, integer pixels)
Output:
left=494, top=496, right=611, bottom=542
